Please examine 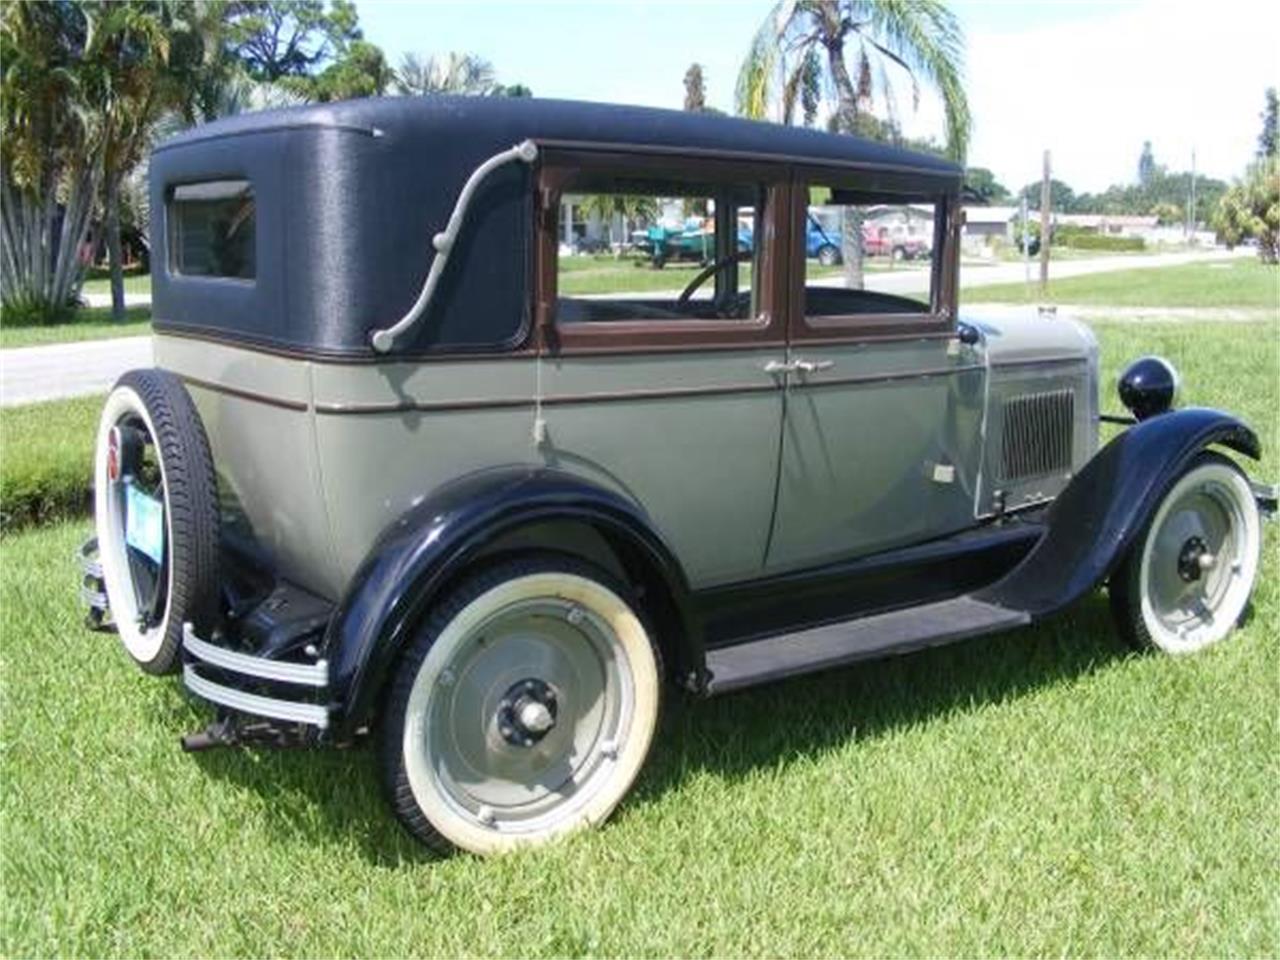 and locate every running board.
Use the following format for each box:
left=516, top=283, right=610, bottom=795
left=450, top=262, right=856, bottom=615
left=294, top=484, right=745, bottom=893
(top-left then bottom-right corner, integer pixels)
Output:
left=704, top=596, right=1030, bottom=695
